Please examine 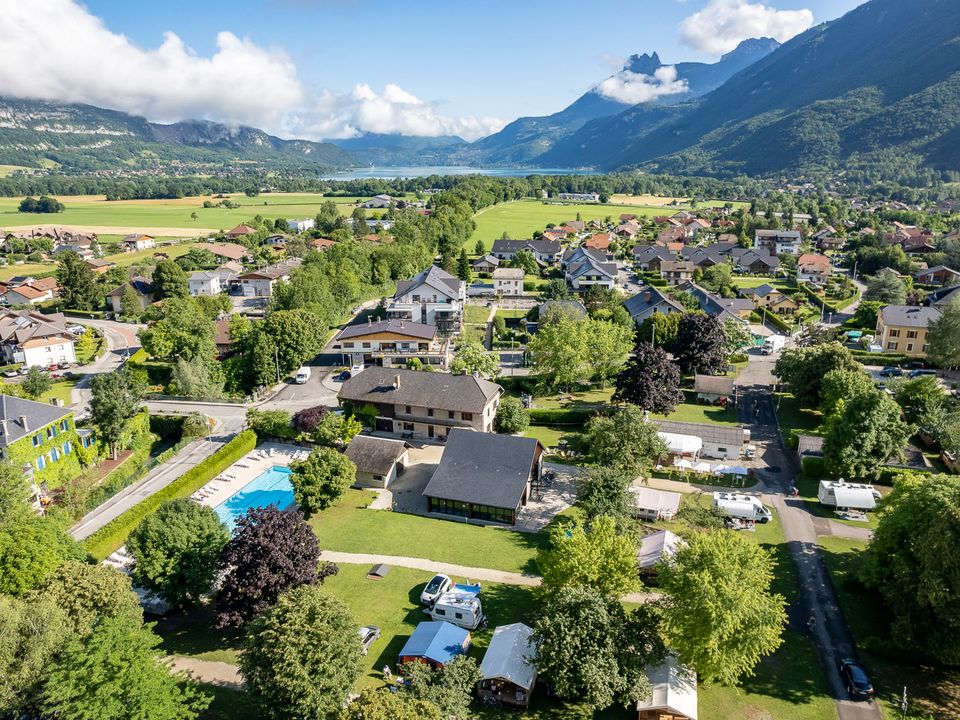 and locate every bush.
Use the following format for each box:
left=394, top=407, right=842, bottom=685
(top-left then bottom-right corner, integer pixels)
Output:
left=83, top=430, right=257, bottom=560
left=728, top=353, right=749, bottom=364
left=801, top=455, right=826, bottom=478
left=494, top=396, right=530, bottom=433
left=293, top=406, right=328, bottom=434
left=850, top=350, right=907, bottom=365
left=181, top=413, right=209, bottom=439
left=148, top=415, right=185, bottom=440
left=528, top=407, right=592, bottom=425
